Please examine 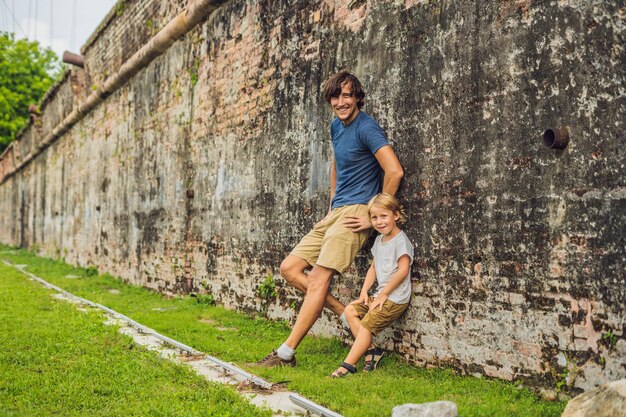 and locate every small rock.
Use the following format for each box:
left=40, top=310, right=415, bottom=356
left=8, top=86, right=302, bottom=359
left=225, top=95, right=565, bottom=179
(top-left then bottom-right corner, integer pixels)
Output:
left=392, top=401, right=458, bottom=417
left=561, top=378, right=626, bottom=417
left=540, top=388, right=558, bottom=401
left=558, top=392, right=572, bottom=403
